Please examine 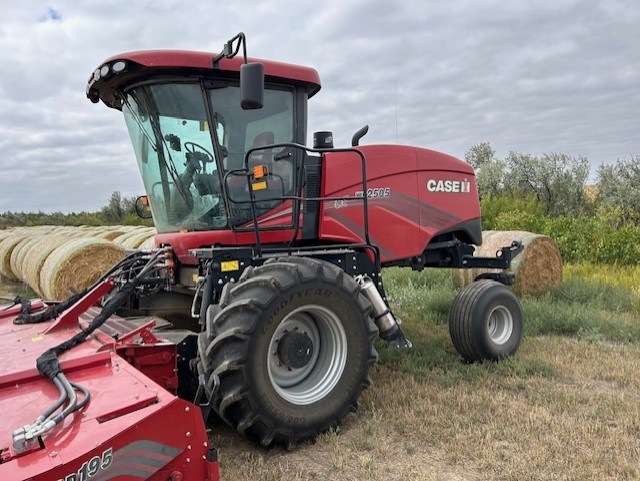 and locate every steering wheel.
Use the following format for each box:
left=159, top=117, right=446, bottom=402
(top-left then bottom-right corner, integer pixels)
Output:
left=184, top=141, right=215, bottom=164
